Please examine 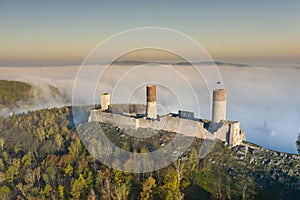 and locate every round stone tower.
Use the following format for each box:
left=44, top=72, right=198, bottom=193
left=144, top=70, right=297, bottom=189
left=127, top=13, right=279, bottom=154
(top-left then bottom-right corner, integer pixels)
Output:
left=212, top=89, right=226, bottom=123
left=146, top=85, right=157, bottom=119
left=101, top=93, right=111, bottom=110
